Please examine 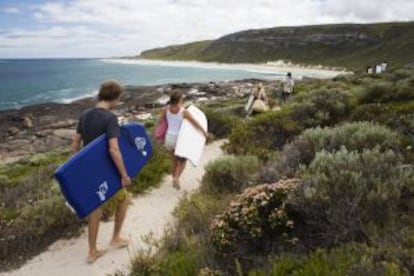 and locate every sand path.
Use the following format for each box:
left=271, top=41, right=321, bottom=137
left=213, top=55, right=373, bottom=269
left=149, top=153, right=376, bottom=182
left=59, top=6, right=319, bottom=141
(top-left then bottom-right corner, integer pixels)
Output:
left=2, top=140, right=224, bottom=276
